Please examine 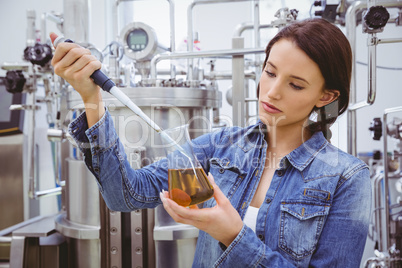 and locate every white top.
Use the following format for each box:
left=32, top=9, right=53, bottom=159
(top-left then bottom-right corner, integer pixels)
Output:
left=243, top=205, right=259, bottom=233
